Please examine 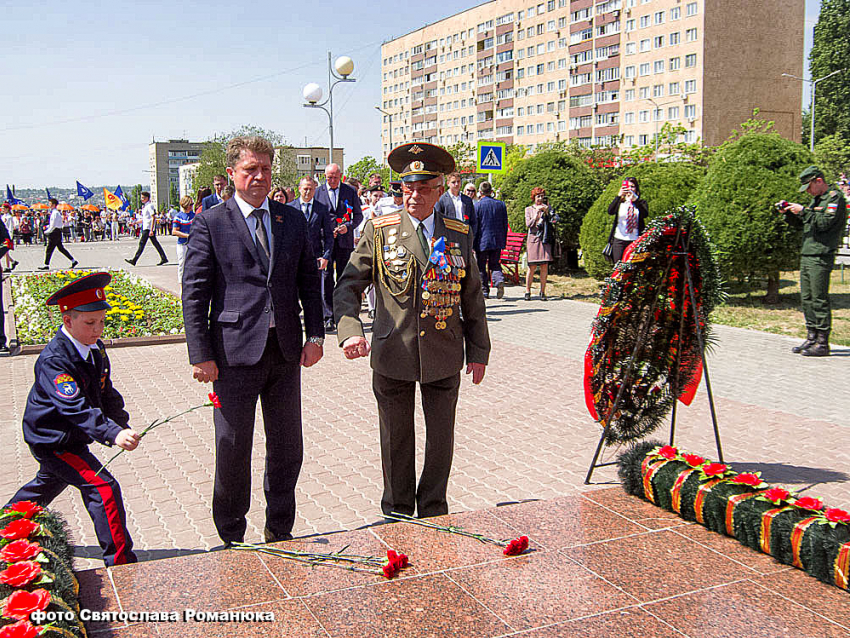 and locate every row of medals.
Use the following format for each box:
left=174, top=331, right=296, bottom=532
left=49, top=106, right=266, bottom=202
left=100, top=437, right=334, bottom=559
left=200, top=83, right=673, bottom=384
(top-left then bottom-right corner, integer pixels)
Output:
left=421, top=244, right=466, bottom=330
